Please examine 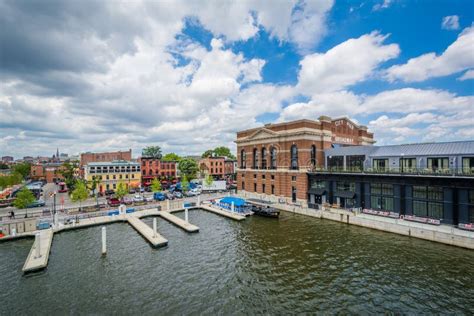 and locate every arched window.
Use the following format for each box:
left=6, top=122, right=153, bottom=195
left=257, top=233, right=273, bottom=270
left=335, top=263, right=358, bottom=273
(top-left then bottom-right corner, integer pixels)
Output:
left=270, top=146, right=277, bottom=169
left=311, top=145, right=317, bottom=167
left=290, top=144, right=298, bottom=169
left=253, top=148, right=259, bottom=169
left=240, top=149, right=246, bottom=168
left=261, top=147, right=267, bottom=169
